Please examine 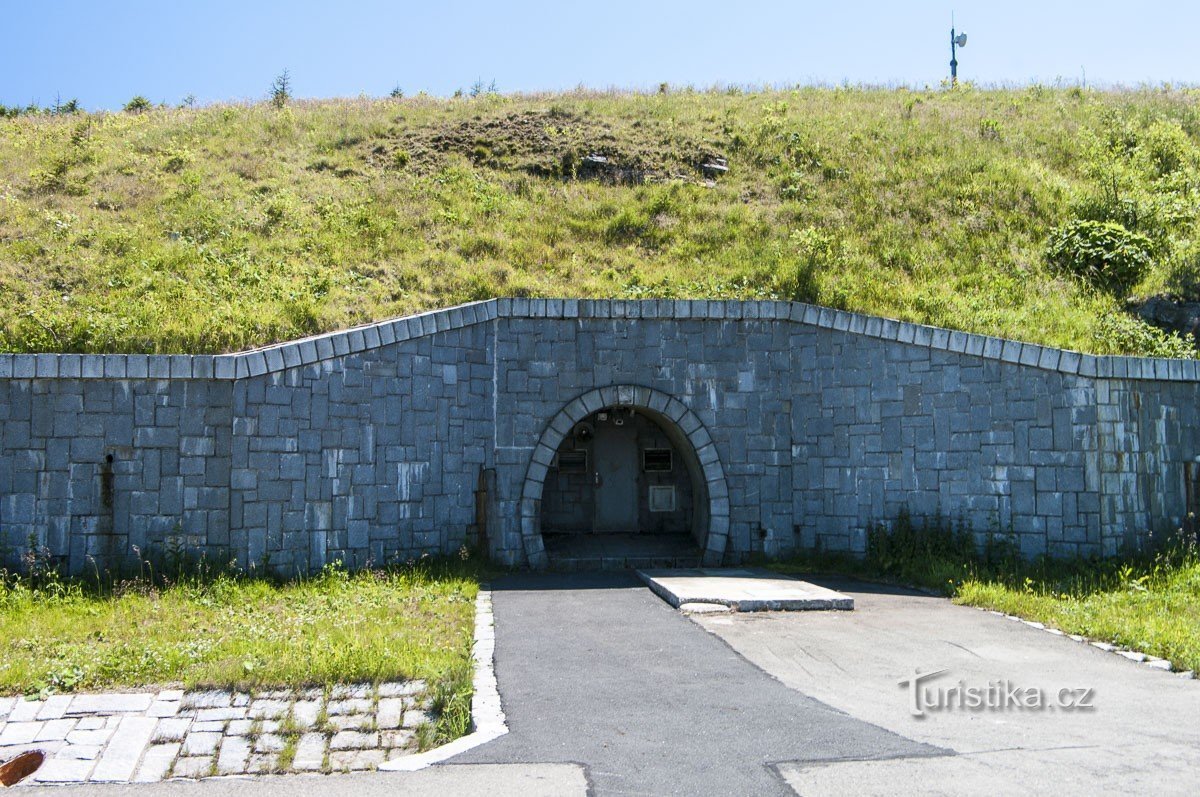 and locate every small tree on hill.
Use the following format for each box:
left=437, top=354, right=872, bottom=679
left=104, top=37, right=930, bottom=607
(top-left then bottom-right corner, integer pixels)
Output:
left=270, top=69, right=292, bottom=108
left=123, top=95, right=151, bottom=113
